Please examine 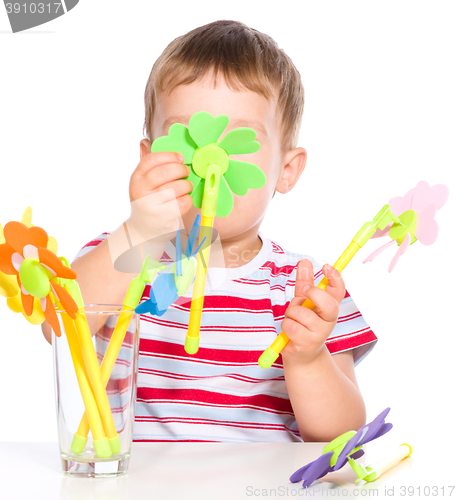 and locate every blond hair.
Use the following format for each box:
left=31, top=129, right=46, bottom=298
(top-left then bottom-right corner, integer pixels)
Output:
left=143, top=20, right=304, bottom=151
